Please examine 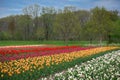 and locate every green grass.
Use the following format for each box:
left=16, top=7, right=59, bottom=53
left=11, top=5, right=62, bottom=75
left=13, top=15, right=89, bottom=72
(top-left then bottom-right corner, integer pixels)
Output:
left=0, top=41, right=41, bottom=46
left=0, top=41, right=107, bottom=46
